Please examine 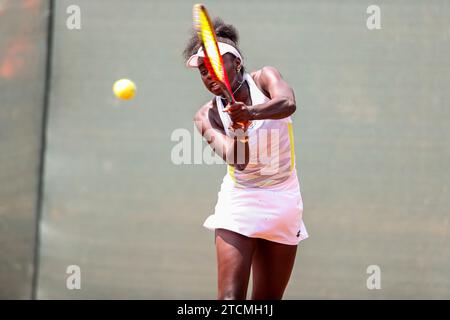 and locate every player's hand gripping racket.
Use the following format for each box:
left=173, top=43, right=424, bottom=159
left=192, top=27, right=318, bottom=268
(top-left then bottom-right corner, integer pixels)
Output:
left=192, top=4, right=250, bottom=131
